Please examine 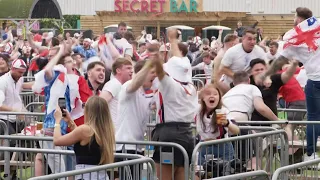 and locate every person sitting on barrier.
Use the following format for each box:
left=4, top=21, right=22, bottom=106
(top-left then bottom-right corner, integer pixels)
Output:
left=196, top=84, right=240, bottom=169
left=53, top=96, right=115, bottom=180
left=151, top=28, right=198, bottom=180
left=223, top=71, right=279, bottom=171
